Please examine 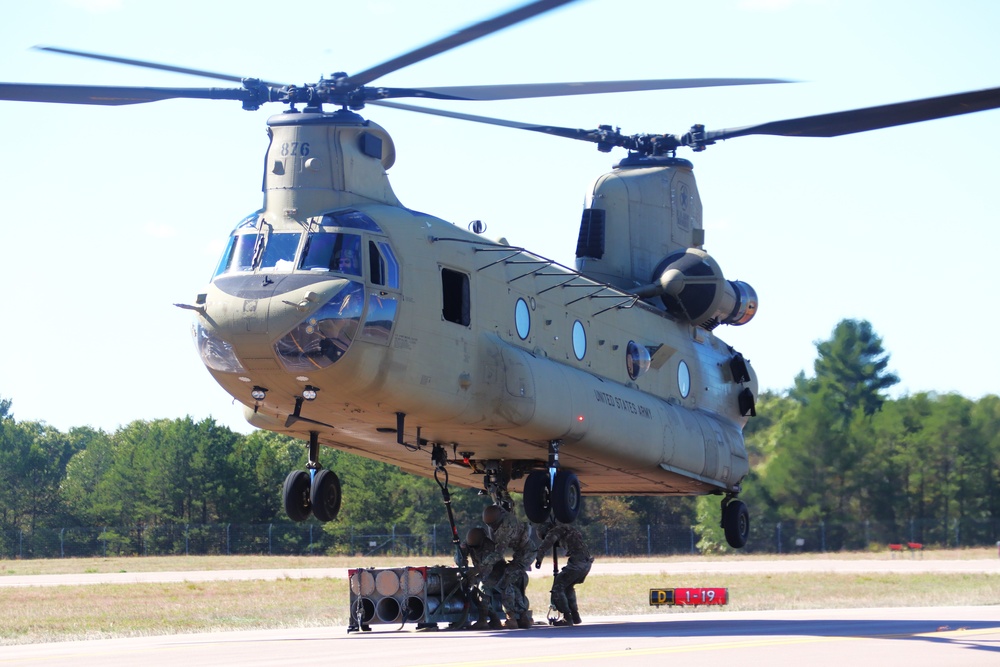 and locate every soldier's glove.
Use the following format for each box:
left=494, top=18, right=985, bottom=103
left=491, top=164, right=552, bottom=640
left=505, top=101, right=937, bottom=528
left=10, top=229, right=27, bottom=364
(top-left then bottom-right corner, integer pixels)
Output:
left=534, top=559, right=542, bottom=569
